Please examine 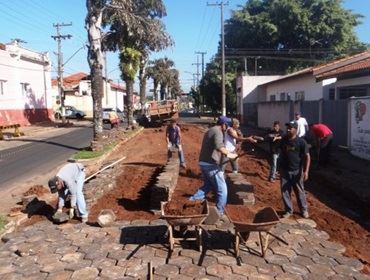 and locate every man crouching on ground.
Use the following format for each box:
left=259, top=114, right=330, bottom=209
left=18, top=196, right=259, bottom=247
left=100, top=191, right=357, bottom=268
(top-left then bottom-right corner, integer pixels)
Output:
left=190, top=116, right=237, bottom=219
left=48, top=162, right=88, bottom=223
